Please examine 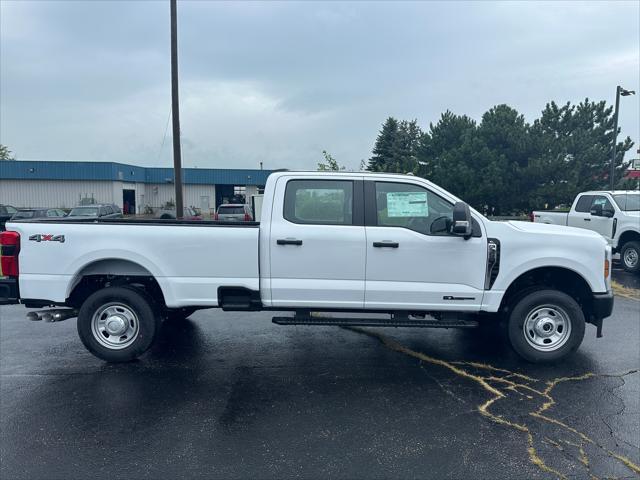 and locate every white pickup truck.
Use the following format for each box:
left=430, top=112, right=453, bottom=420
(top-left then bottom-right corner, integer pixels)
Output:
left=1, top=172, right=613, bottom=364
left=533, top=191, right=640, bottom=273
